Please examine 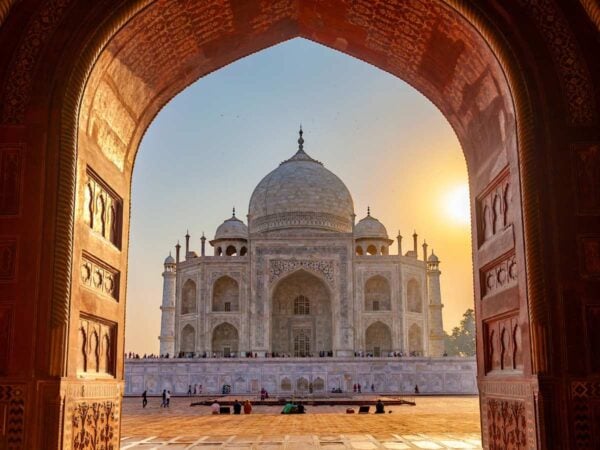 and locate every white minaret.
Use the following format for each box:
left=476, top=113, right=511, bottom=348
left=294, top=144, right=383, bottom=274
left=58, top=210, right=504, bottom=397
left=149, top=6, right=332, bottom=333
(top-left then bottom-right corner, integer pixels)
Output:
left=159, top=252, right=176, bottom=356
left=427, top=250, right=445, bottom=357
